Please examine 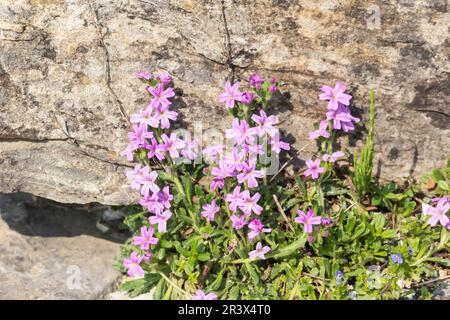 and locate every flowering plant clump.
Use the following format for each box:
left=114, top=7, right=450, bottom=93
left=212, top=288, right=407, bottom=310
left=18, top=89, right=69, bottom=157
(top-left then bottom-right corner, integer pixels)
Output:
left=116, top=71, right=449, bottom=300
